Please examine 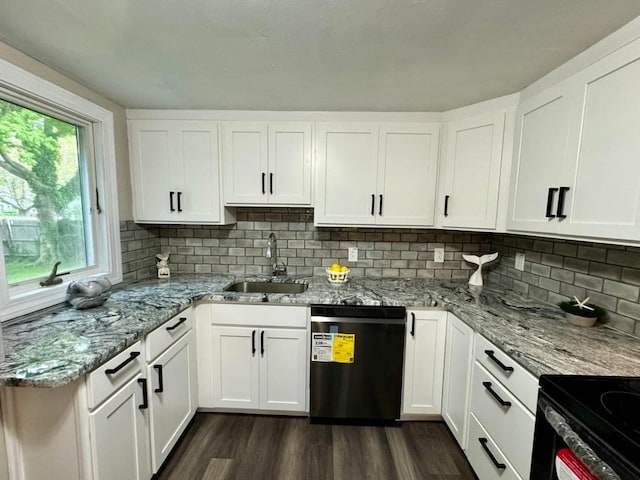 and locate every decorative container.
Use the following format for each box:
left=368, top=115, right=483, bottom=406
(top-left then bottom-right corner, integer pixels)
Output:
left=326, top=267, right=350, bottom=284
